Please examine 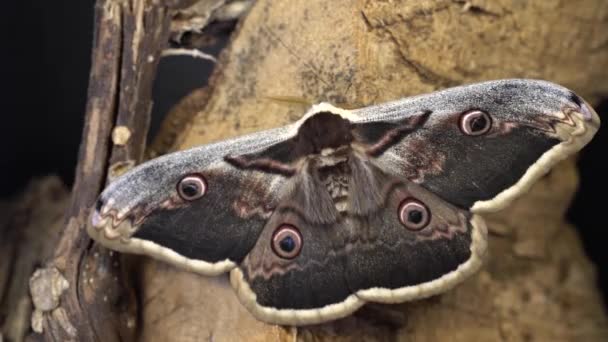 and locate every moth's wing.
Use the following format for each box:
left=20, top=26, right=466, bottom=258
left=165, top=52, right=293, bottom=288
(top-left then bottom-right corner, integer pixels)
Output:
left=345, top=170, right=487, bottom=305
left=231, top=210, right=361, bottom=326
left=230, top=170, right=362, bottom=325
left=350, top=79, right=600, bottom=211
left=88, top=124, right=302, bottom=276
left=230, top=161, right=487, bottom=326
